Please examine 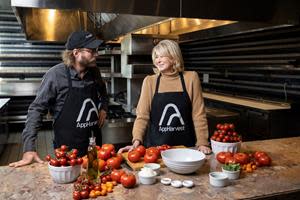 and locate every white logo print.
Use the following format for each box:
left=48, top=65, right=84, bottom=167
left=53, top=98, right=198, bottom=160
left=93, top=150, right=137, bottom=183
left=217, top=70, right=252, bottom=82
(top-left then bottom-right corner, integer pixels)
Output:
left=159, top=103, right=185, bottom=133
left=76, top=98, right=99, bottom=128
